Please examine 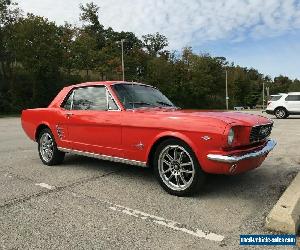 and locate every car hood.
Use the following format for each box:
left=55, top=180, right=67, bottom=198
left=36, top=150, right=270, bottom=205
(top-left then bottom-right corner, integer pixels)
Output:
left=131, top=108, right=271, bottom=127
